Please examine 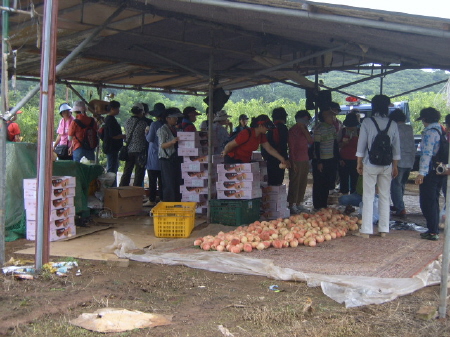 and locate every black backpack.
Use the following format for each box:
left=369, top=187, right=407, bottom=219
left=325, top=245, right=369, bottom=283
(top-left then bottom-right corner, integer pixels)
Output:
left=74, top=118, right=98, bottom=150
left=368, top=118, right=393, bottom=166
left=431, top=127, right=449, bottom=166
